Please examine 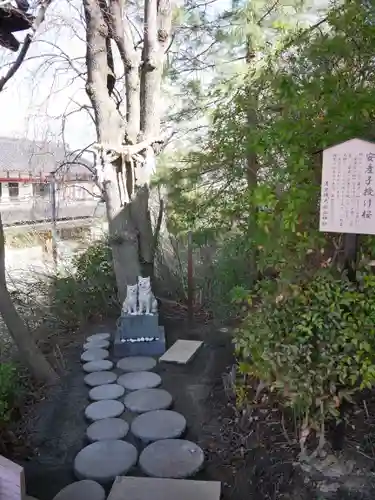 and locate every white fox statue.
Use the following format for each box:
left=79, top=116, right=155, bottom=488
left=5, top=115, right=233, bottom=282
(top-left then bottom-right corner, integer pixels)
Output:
left=138, top=276, right=158, bottom=315
left=122, top=283, right=138, bottom=315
